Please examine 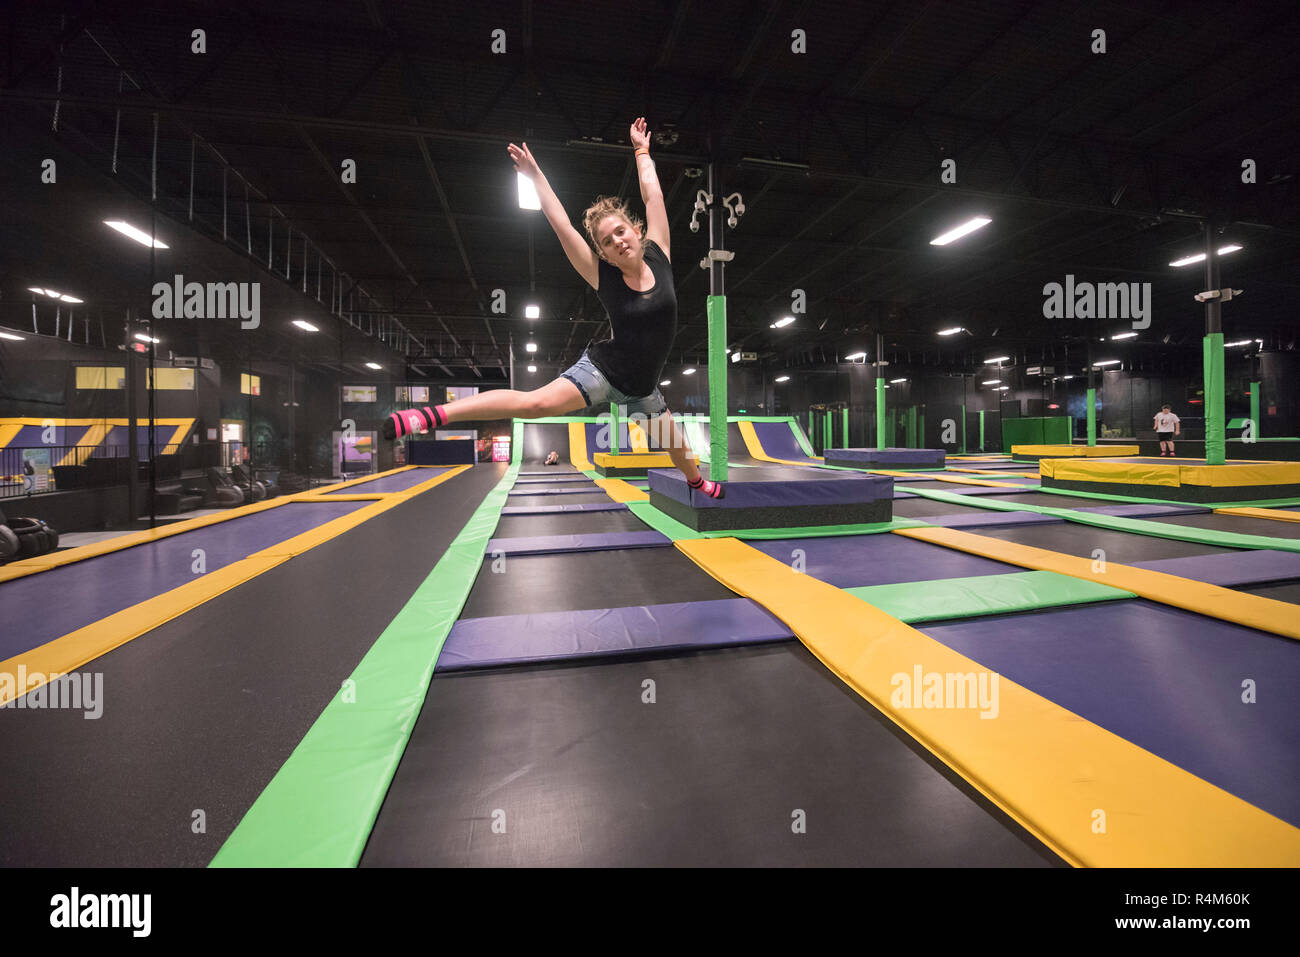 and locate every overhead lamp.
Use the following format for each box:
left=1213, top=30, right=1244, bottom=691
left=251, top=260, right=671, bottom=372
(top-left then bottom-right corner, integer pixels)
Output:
left=775, top=375, right=790, bottom=383
left=525, top=341, right=537, bottom=353
left=844, top=351, right=867, bottom=361
left=517, top=172, right=541, bottom=210
left=528, top=365, right=537, bottom=373
left=292, top=320, right=319, bottom=332
left=0, top=330, right=25, bottom=341
left=1093, top=359, right=1121, bottom=367
left=365, top=362, right=382, bottom=370
left=104, top=220, right=169, bottom=248
left=981, top=379, right=1001, bottom=386
left=995, top=385, right=1011, bottom=391
left=524, top=305, right=540, bottom=319
left=771, top=316, right=795, bottom=328
left=1111, top=331, right=1138, bottom=340
left=660, top=380, right=671, bottom=386
left=890, top=377, right=908, bottom=384
left=1169, top=244, right=1242, bottom=267
left=984, top=356, right=1010, bottom=364
left=937, top=327, right=965, bottom=336
left=929, top=216, right=992, bottom=246
left=683, top=367, right=696, bottom=375
left=134, top=333, right=160, bottom=344
left=1224, top=339, right=1254, bottom=347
